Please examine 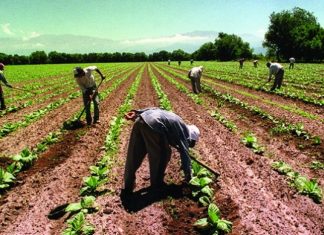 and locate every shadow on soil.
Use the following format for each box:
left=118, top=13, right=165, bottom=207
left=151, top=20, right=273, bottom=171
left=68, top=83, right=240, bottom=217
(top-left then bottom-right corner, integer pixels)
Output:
left=120, top=183, right=189, bottom=213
